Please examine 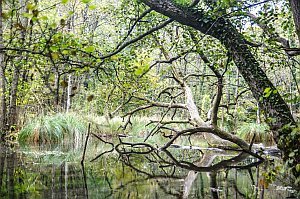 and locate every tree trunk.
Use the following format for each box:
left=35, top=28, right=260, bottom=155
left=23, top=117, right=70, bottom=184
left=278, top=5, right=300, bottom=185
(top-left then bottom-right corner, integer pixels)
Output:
left=290, top=0, right=300, bottom=44
left=7, top=0, right=29, bottom=132
left=8, top=66, right=20, bottom=131
left=54, top=71, right=60, bottom=111
left=0, top=0, right=7, bottom=136
left=141, top=0, right=299, bottom=178
left=66, top=74, right=72, bottom=112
